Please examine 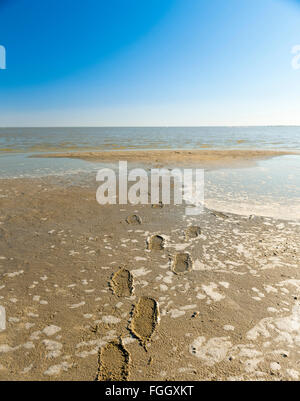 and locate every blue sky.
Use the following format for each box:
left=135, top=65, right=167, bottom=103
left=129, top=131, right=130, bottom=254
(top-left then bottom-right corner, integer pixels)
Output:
left=0, top=0, right=300, bottom=126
